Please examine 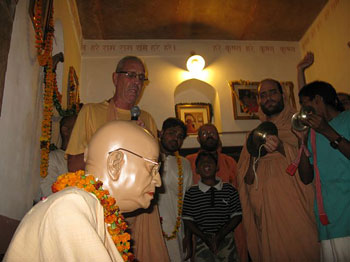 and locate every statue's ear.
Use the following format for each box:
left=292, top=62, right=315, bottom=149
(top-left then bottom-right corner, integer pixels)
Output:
left=107, top=150, right=124, bottom=181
